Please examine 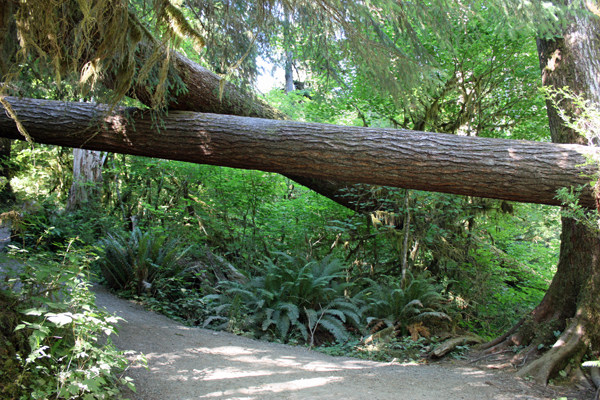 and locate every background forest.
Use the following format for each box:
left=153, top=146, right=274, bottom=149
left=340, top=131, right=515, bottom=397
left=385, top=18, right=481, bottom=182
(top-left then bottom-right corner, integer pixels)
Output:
left=0, top=1, right=596, bottom=399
